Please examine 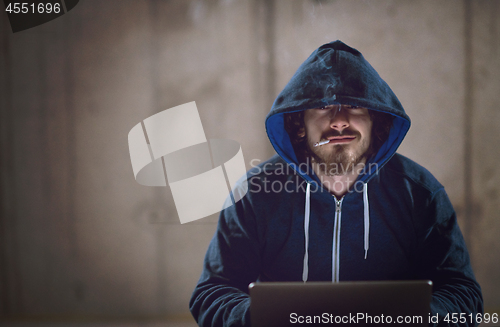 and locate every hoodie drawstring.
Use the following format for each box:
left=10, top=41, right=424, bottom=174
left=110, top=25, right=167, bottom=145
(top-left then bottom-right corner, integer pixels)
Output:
left=363, top=182, right=370, bottom=259
left=302, top=181, right=370, bottom=283
left=302, top=183, right=311, bottom=282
